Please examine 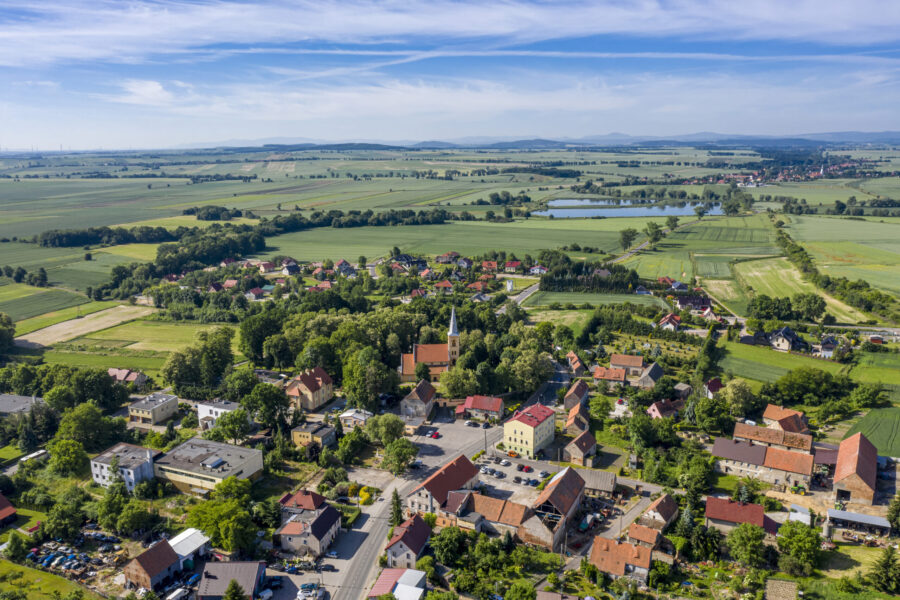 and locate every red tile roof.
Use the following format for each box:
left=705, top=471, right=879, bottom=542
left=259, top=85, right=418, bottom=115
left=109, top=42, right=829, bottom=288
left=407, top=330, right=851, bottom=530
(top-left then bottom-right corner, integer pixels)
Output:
left=705, top=497, right=777, bottom=534
left=279, top=489, right=327, bottom=511
left=566, top=403, right=589, bottom=429
left=385, top=514, right=430, bottom=555
left=835, top=433, right=878, bottom=492
left=733, top=423, right=812, bottom=451
left=592, top=366, right=626, bottom=382
left=565, top=380, right=589, bottom=401
left=705, top=377, right=724, bottom=394
left=534, top=467, right=585, bottom=516
left=777, top=414, right=809, bottom=434
left=0, top=493, right=16, bottom=522
left=367, top=569, right=407, bottom=598
left=462, top=395, right=503, bottom=413
left=469, top=494, right=530, bottom=526
left=566, top=431, right=596, bottom=456
left=409, top=455, right=477, bottom=507
left=412, top=343, right=450, bottom=364
left=762, top=404, right=804, bottom=422
left=589, top=538, right=651, bottom=576
left=763, top=447, right=814, bottom=476
left=130, top=540, right=178, bottom=579
left=609, top=354, right=644, bottom=369
left=406, top=380, right=437, bottom=404
left=645, top=494, right=678, bottom=523
left=628, top=523, right=660, bottom=545
left=510, top=403, right=555, bottom=428
left=285, top=367, right=332, bottom=396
